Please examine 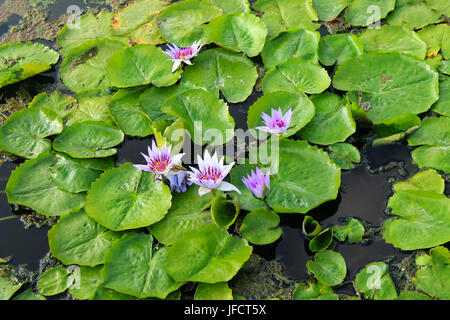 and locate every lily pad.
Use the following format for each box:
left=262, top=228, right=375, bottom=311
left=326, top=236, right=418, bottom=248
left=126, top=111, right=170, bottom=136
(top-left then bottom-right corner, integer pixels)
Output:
left=247, top=91, right=315, bottom=139
left=293, top=280, right=339, bottom=300
left=345, top=0, right=396, bottom=26
left=306, top=250, right=347, bottom=286
left=309, top=228, right=333, bottom=252
left=37, top=267, right=78, bottom=296
left=0, top=107, right=63, bottom=159
left=393, top=169, right=445, bottom=194
left=211, top=195, right=240, bottom=229
left=332, top=218, right=365, bottom=243
left=13, top=289, right=46, bottom=300
left=252, top=0, right=319, bottom=39
left=408, top=117, right=450, bottom=174
left=247, top=140, right=341, bottom=213
left=333, top=52, right=439, bottom=124
left=207, top=0, right=250, bottom=14
left=298, top=92, right=356, bottom=145
left=396, top=291, right=432, bottom=300
left=68, top=265, right=104, bottom=300
left=382, top=171, right=450, bottom=250
left=0, top=42, right=59, bottom=89
left=263, top=58, right=331, bottom=94
left=109, top=87, right=153, bottom=137
left=261, top=28, right=320, bottom=69
left=85, top=163, right=172, bottom=231
left=60, top=39, right=127, bottom=93
left=328, top=143, right=361, bottom=170
left=48, top=209, right=121, bottom=267
left=386, top=0, right=449, bottom=30
left=149, top=185, right=214, bottom=245
left=106, top=44, right=182, bottom=88
left=103, top=232, right=184, bottom=299
left=0, top=274, right=24, bottom=300
left=48, top=153, right=114, bottom=194
left=418, top=24, right=450, bottom=59
left=239, top=208, right=282, bottom=245
left=29, top=91, right=77, bottom=121
left=139, top=85, right=183, bottom=121
left=359, top=25, right=427, bottom=60
left=355, top=262, right=398, bottom=300
left=302, top=215, right=322, bottom=238
left=431, top=76, right=450, bottom=116
left=157, top=0, right=223, bottom=46
left=194, top=282, right=233, bottom=300
left=165, top=224, right=253, bottom=283
left=5, top=153, right=85, bottom=217
left=181, top=48, right=258, bottom=103
left=205, top=13, right=268, bottom=57
left=318, top=34, right=364, bottom=66
left=66, top=92, right=116, bottom=127
left=162, top=89, right=235, bottom=146
left=311, top=0, right=351, bottom=21
left=53, top=121, right=124, bottom=158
